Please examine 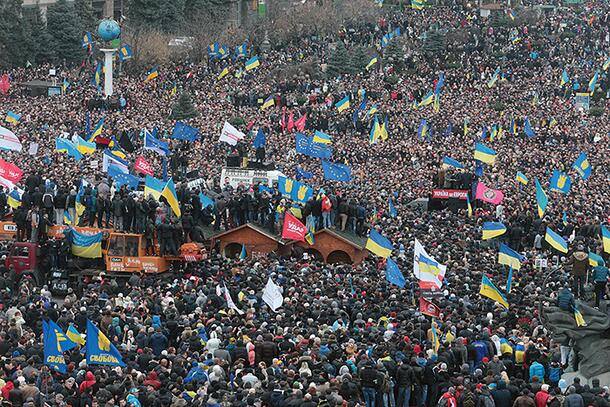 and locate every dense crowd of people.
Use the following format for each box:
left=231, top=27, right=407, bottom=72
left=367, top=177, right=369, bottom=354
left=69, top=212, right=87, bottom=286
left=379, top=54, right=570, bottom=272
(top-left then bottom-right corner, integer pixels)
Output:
left=0, top=0, right=609, bottom=405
